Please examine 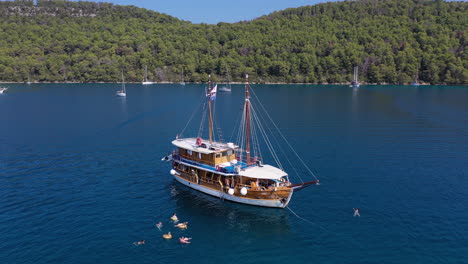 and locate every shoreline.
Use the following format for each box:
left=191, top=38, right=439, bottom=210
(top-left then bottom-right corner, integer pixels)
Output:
left=1, top=81, right=464, bottom=86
